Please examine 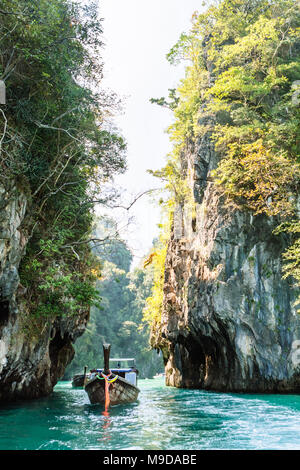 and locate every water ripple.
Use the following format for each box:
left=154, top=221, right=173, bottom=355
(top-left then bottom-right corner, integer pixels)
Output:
left=0, top=378, right=299, bottom=449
